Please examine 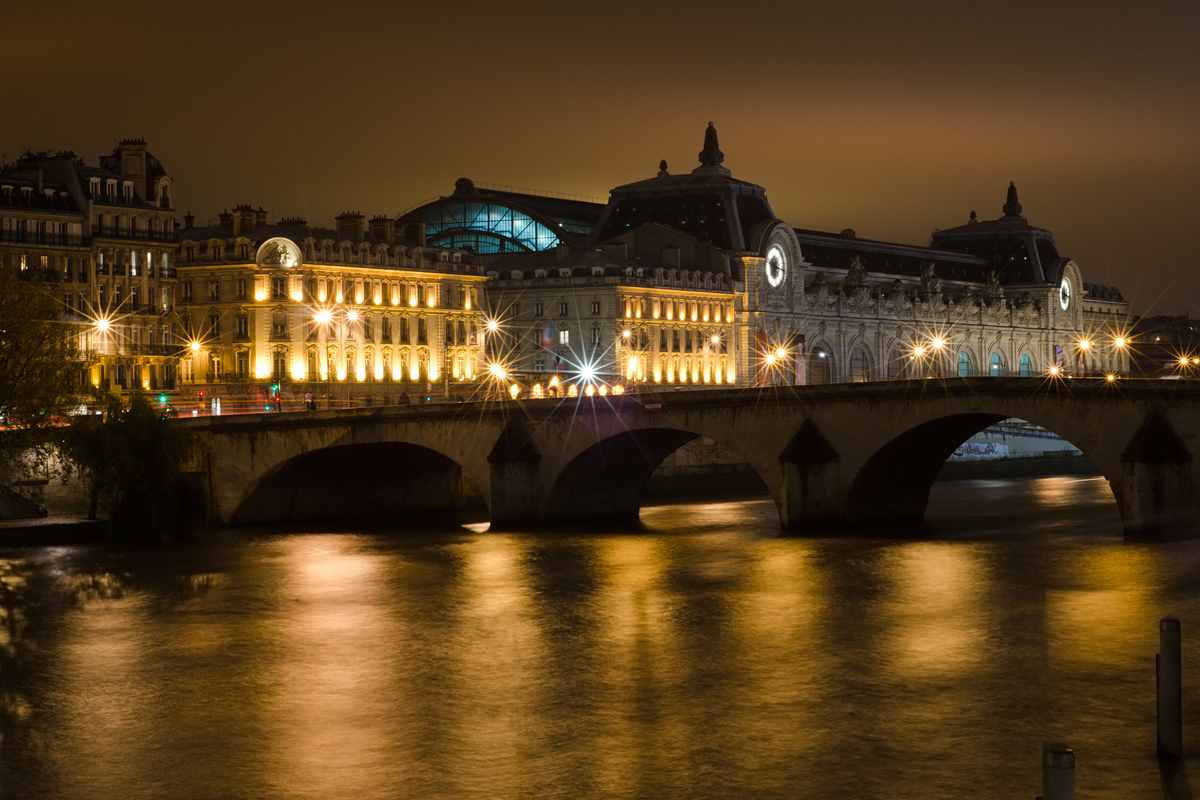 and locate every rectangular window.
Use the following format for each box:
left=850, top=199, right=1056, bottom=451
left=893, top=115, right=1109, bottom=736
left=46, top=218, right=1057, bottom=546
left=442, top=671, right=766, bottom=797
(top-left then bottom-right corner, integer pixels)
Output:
left=534, top=302, right=543, bottom=317
left=591, top=327, right=600, bottom=345
left=272, top=277, right=286, bottom=300
left=208, top=314, right=221, bottom=337
left=400, top=316, right=410, bottom=343
left=181, top=281, right=192, bottom=302
left=381, top=316, right=392, bottom=342
left=272, top=313, right=287, bottom=337
left=364, top=316, right=374, bottom=341
left=131, top=251, right=139, bottom=277
left=417, top=317, right=427, bottom=345
left=591, top=301, right=600, bottom=315
left=511, top=302, right=520, bottom=317
left=559, top=302, right=568, bottom=316
left=209, top=280, right=220, bottom=301
left=559, top=329, right=570, bottom=345
left=236, top=279, right=246, bottom=300
left=236, top=315, right=248, bottom=339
